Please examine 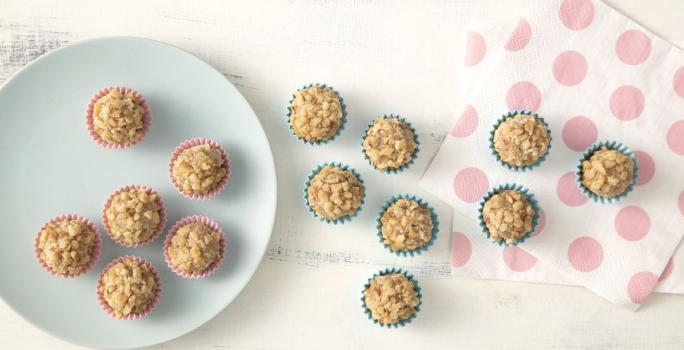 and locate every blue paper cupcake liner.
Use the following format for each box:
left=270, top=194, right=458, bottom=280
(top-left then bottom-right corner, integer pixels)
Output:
left=303, top=162, right=365, bottom=224
left=477, top=183, right=540, bottom=247
left=488, top=110, right=552, bottom=172
left=575, top=140, right=639, bottom=204
left=286, top=83, right=347, bottom=145
left=360, top=268, right=422, bottom=328
left=376, top=194, right=439, bottom=257
left=361, top=114, right=420, bottom=174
